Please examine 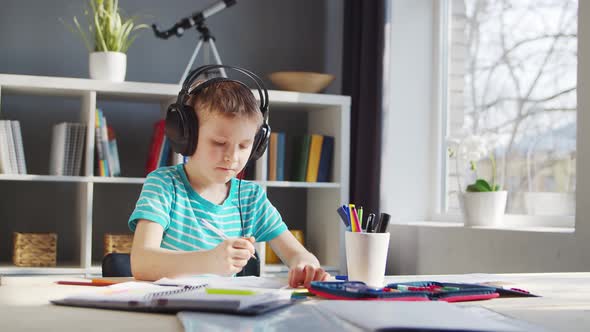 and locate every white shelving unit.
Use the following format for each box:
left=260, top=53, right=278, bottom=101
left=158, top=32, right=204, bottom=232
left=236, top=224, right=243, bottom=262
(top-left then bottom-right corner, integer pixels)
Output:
left=0, top=74, right=350, bottom=276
